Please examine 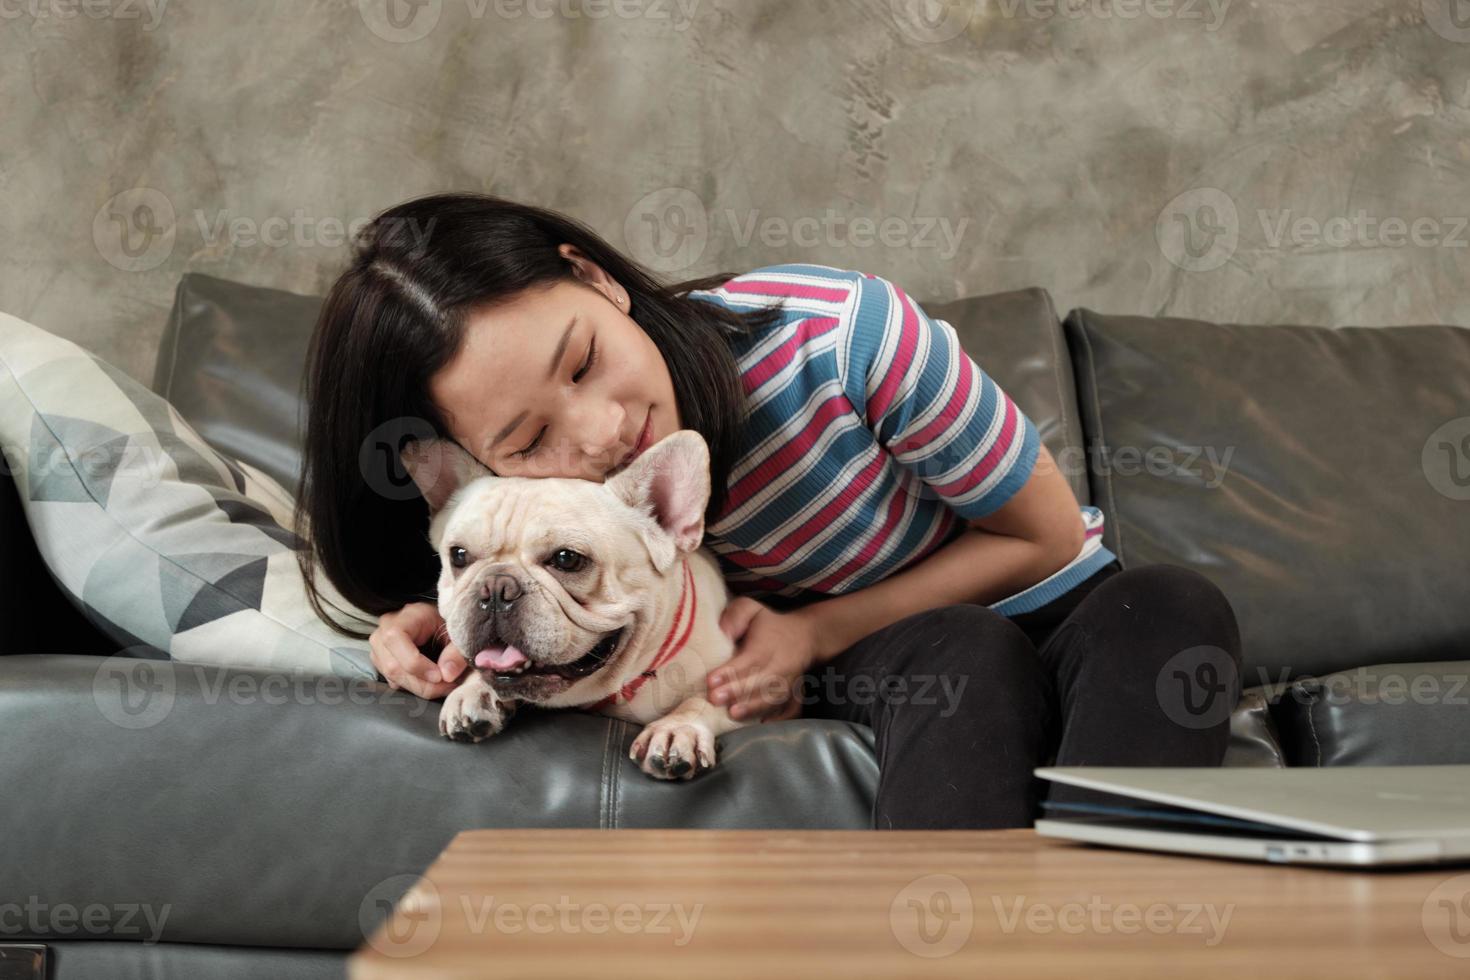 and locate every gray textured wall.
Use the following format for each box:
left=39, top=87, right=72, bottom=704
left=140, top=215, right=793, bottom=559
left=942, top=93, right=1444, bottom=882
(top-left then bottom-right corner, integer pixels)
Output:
left=3, top=0, right=1468, bottom=385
